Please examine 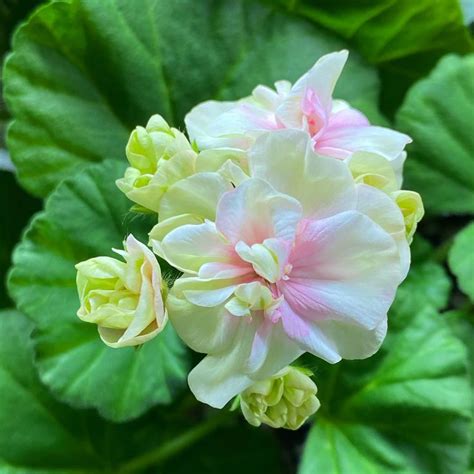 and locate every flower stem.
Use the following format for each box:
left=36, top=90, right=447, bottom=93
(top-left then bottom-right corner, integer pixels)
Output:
left=119, top=411, right=232, bottom=472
